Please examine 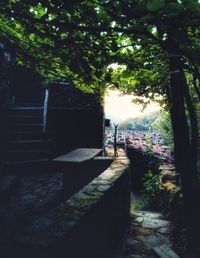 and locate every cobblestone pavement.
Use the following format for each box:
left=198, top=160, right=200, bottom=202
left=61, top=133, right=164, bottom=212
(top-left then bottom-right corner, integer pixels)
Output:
left=117, top=196, right=172, bottom=258
left=0, top=173, right=63, bottom=242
